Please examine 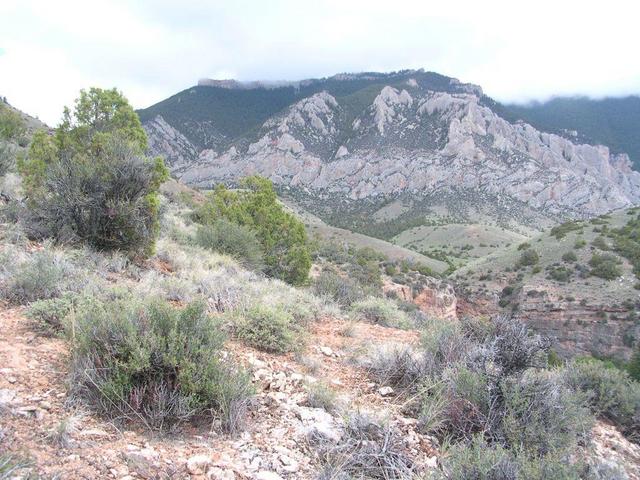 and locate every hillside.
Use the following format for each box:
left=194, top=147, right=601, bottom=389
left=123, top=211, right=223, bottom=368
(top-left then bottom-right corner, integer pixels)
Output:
left=454, top=207, right=640, bottom=359
left=3, top=86, right=640, bottom=480
left=498, top=95, right=640, bottom=170
left=138, top=70, right=640, bottom=241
